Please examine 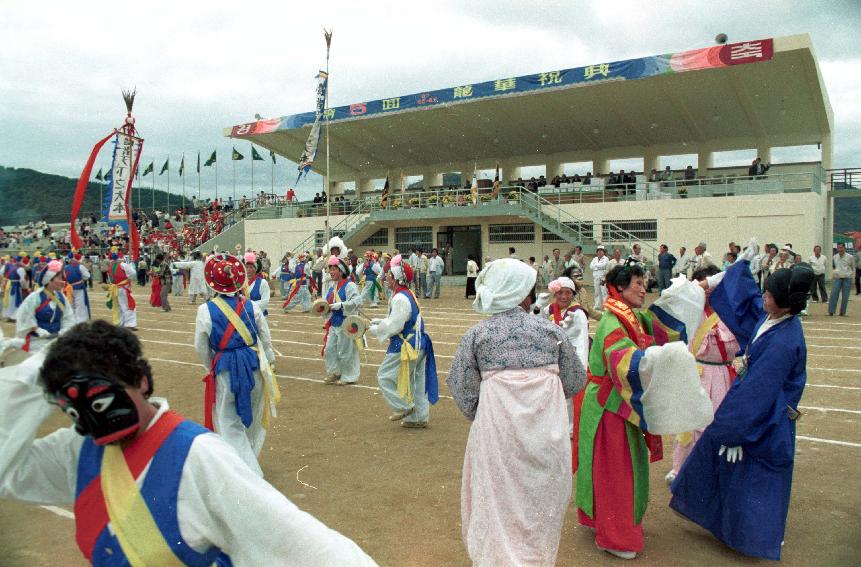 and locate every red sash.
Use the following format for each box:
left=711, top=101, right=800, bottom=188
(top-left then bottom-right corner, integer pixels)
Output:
left=74, top=411, right=184, bottom=561
left=111, top=263, right=136, bottom=310
left=202, top=298, right=248, bottom=430
left=549, top=302, right=587, bottom=326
